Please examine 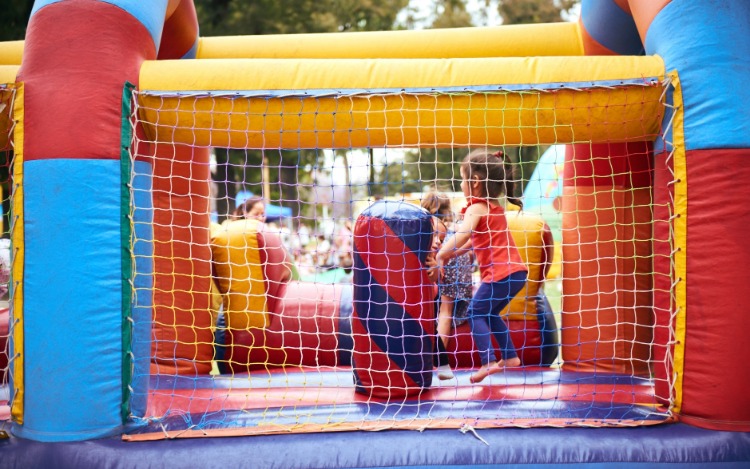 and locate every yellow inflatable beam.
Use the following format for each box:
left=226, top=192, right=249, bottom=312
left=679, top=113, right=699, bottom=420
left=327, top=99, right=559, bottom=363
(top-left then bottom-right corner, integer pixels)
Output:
left=0, top=24, right=582, bottom=65
left=0, top=41, right=23, bottom=66
left=197, top=23, right=583, bottom=59
left=0, top=65, right=18, bottom=84
left=139, top=55, right=665, bottom=149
